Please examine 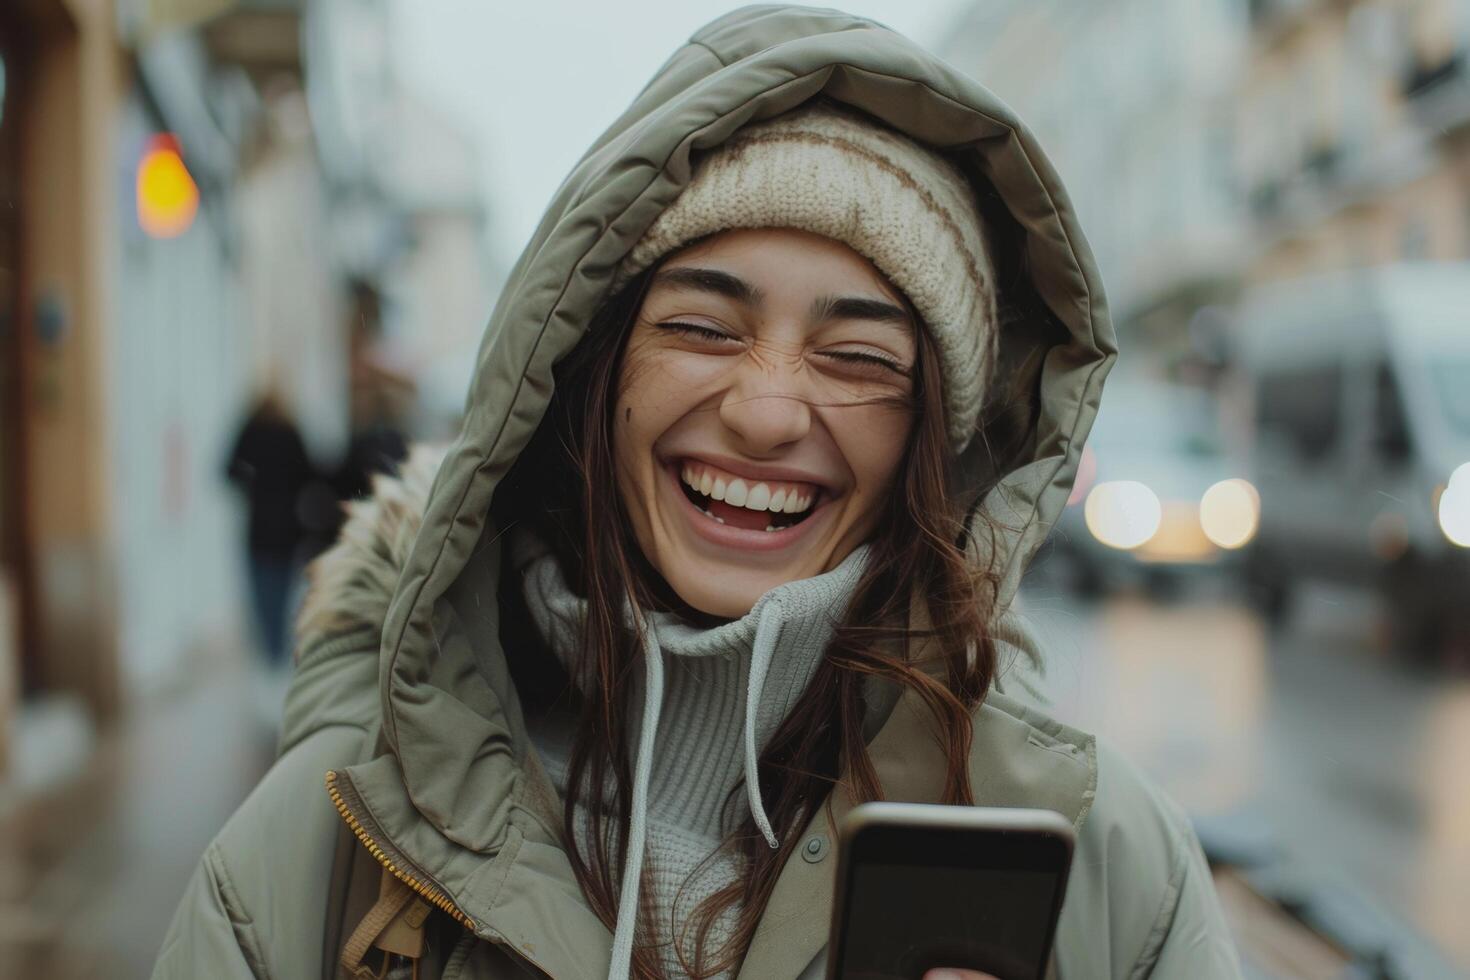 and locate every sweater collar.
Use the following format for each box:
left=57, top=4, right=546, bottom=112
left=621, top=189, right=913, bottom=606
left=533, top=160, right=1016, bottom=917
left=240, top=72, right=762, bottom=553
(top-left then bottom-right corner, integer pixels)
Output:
left=516, top=531, right=874, bottom=789
left=518, top=530, right=870, bottom=687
